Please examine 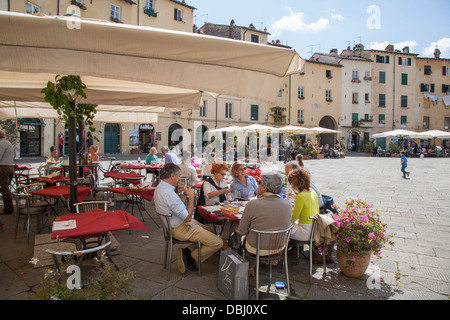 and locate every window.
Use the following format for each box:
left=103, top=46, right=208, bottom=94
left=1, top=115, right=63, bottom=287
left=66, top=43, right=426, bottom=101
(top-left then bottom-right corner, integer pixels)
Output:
left=225, top=102, right=233, bottom=119
left=401, top=95, right=408, bottom=108
left=378, top=114, right=385, bottom=125
left=423, top=116, right=430, bottom=129
left=379, top=94, right=386, bottom=107
left=379, top=71, right=385, bottom=83
left=199, top=100, right=207, bottom=117
left=421, top=83, right=435, bottom=92
left=326, top=90, right=332, bottom=101
left=365, top=93, right=370, bottom=103
left=250, top=104, right=259, bottom=121
left=352, top=70, right=359, bottom=81
left=352, top=92, right=359, bottom=104
left=111, top=4, right=121, bottom=20
left=401, top=116, right=407, bottom=125
left=401, top=73, right=408, bottom=85
left=326, top=70, right=332, bottom=78
left=145, top=0, right=154, bottom=10
left=445, top=117, right=450, bottom=130
left=443, top=66, right=450, bottom=76
left=26, top=2, right=41, bottom=14
left=364, top=71, right=371, bottom=80
left=364, top=114, right=370, bottom=120
left=174, top=8, right=183, bottom=21
left=443, top=84, right=449, bottom=94
left=424, top=65, right=432, bottom=75
left=376, top=55, right=390, bottom=64
left=399, top=57, right=412, bottom=66
left=298, top=86, right=304, bottom=99
left=297, top=110, right=304, bottom=123
left=352, top=113, right=359, bottom=120
left=251, top=34, right=259, bottom=43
